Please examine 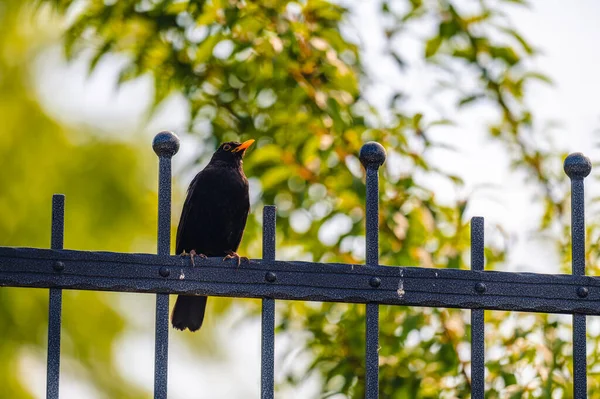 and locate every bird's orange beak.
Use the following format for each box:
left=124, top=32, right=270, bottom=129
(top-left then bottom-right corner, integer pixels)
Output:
left=232, top=139, right=255, bottom=153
